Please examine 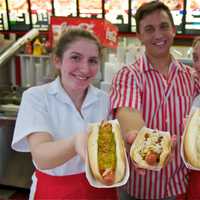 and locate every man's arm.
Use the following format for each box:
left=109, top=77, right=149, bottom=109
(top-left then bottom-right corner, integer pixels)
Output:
left=116, top=107, right=145, bottom=143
